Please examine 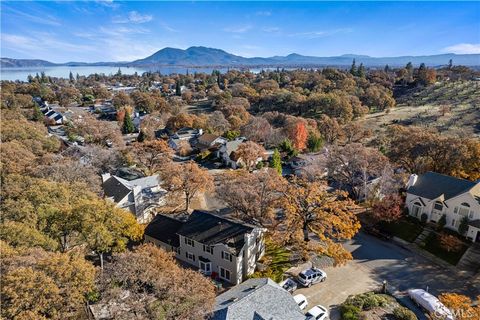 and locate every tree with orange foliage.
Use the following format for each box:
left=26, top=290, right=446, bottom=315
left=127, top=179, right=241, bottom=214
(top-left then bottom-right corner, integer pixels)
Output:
left=287, top=121, right=308, bottom=151
left=281, top=178, right=361, bottom=265
left=234, top=141, right=266, bottom=171
left=439, top=233, right=464, bottom=252
left=161, top=161, right=214, bottom=211
left=371, top=194, right=404, bottom=223
left=439, top=293, right=479, bottom=320
left=131, top=140, right=172, bottom=175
